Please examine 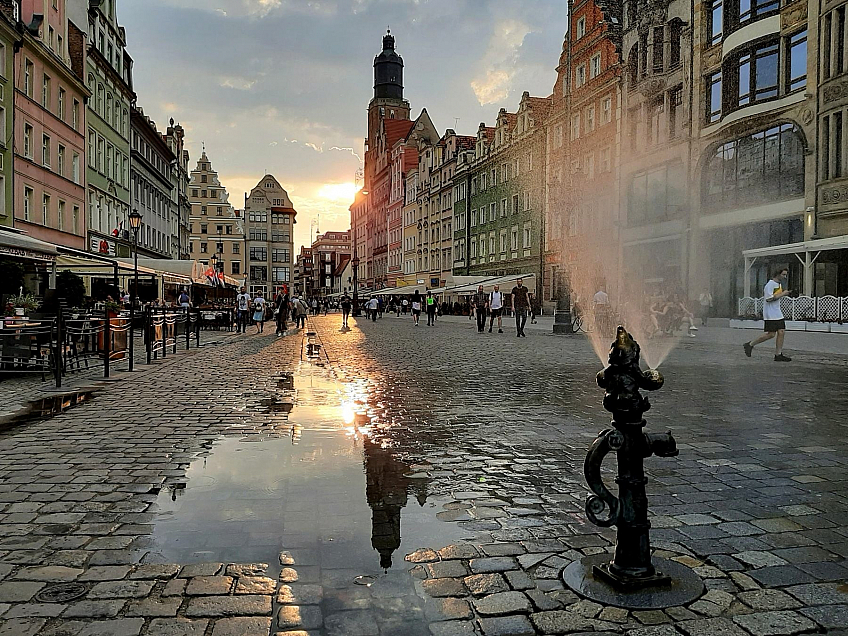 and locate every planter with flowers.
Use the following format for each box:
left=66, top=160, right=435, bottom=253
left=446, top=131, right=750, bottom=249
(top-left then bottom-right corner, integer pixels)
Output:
left=4, top=293, right=39, bottom=323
